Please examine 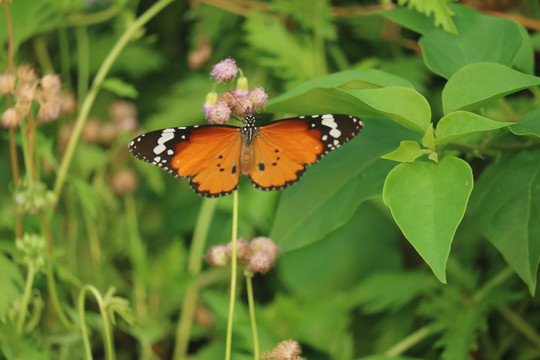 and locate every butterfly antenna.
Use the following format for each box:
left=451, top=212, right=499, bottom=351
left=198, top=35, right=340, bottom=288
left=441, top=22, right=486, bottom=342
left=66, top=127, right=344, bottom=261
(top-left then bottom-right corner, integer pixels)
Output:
left=227, top=90, right=250, bottom=120
left=253, top=91, right=269, bottom=113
